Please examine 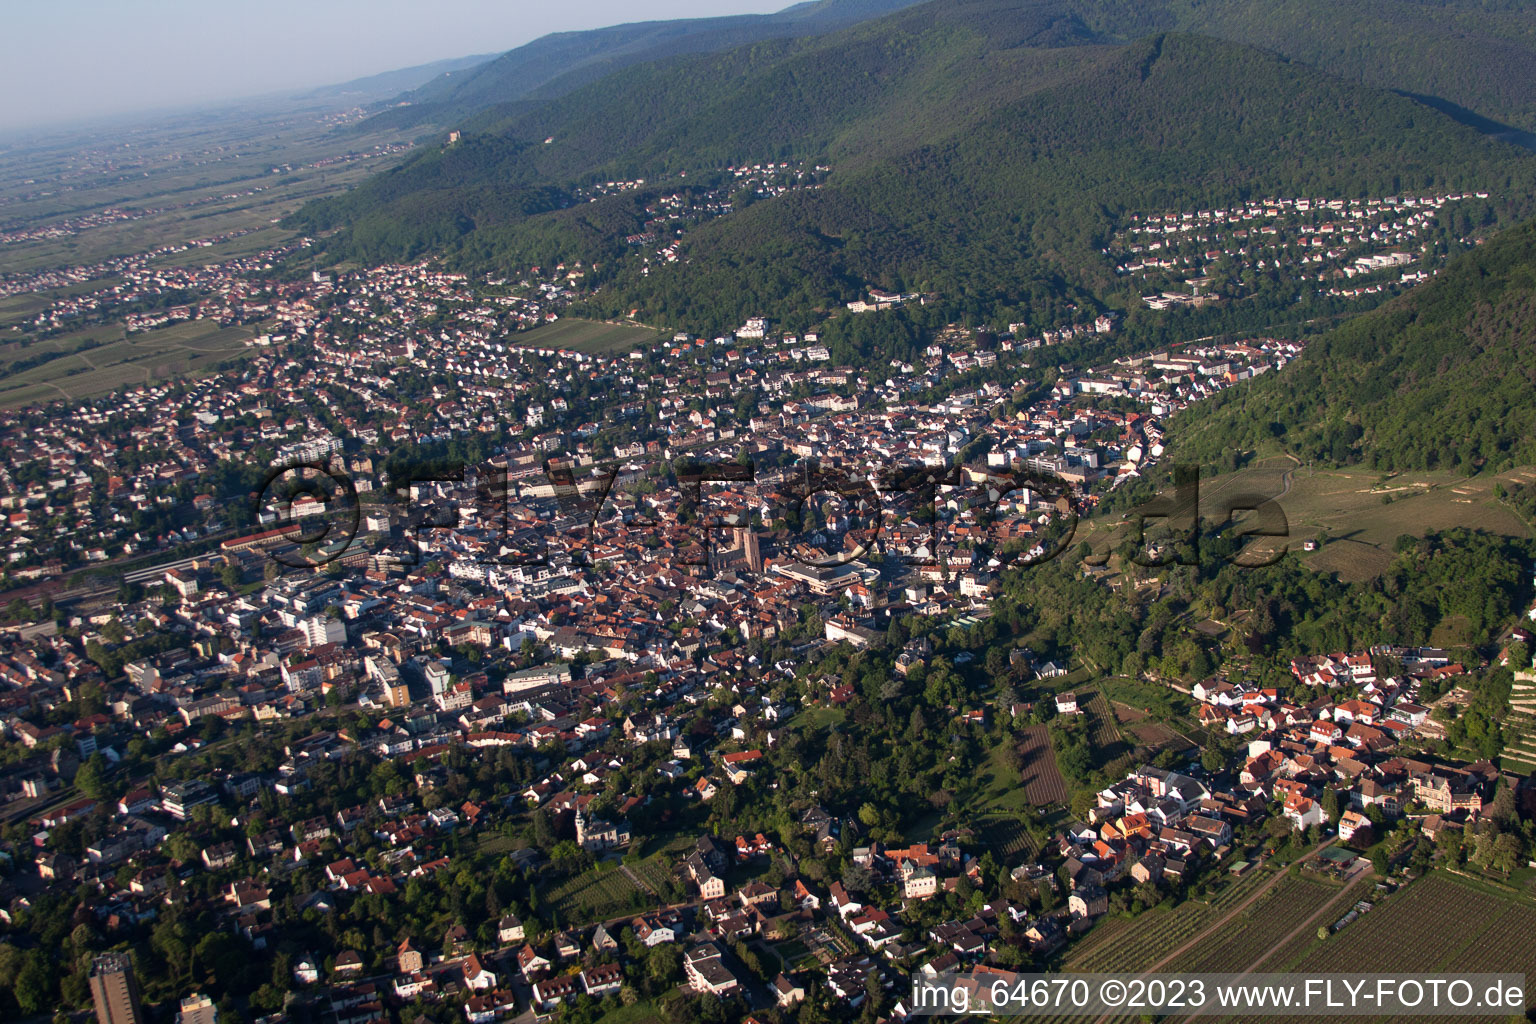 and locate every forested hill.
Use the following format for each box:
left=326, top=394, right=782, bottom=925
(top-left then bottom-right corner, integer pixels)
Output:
left=1171, top=216, right=1536, bottom=476
left=362, top=0, right=925, bottom=130
left=1067, top=0, right=1536, bottom=137
left=290, top=3, right=1536, bottom=332
left=365, top=0, right=1536, bottom=138
left=582, top=30, right=1536, bottom=331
